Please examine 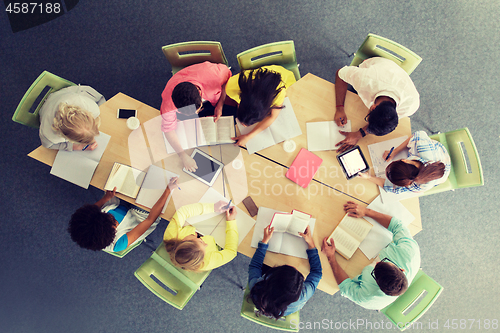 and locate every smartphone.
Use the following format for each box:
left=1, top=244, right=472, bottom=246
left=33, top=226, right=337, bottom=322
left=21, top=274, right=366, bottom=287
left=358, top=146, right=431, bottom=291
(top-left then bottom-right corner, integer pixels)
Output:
left=242, top=196, right=258, bottom=217
left=117, top=108, right=137, bottom=119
